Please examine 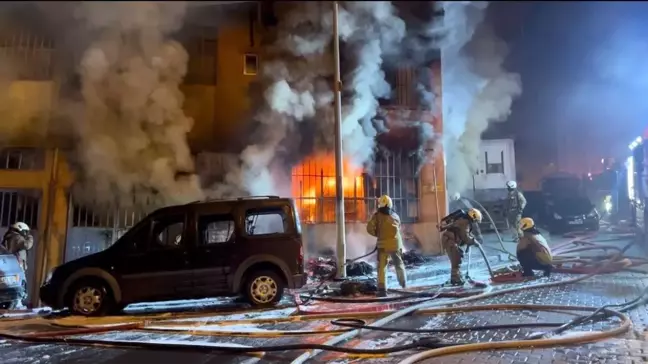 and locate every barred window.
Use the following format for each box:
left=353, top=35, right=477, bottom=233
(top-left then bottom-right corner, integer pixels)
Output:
left=0, top=190, right=40, bottom=229
left=70, top=205, right=146, bottom=229
left=291, top=152, right=420, bottom=223
left=0, top=30, right=54, bottom=81
left=366, top=152, right=420, bottom=223
left=0, top=148, right=45, bottom=170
